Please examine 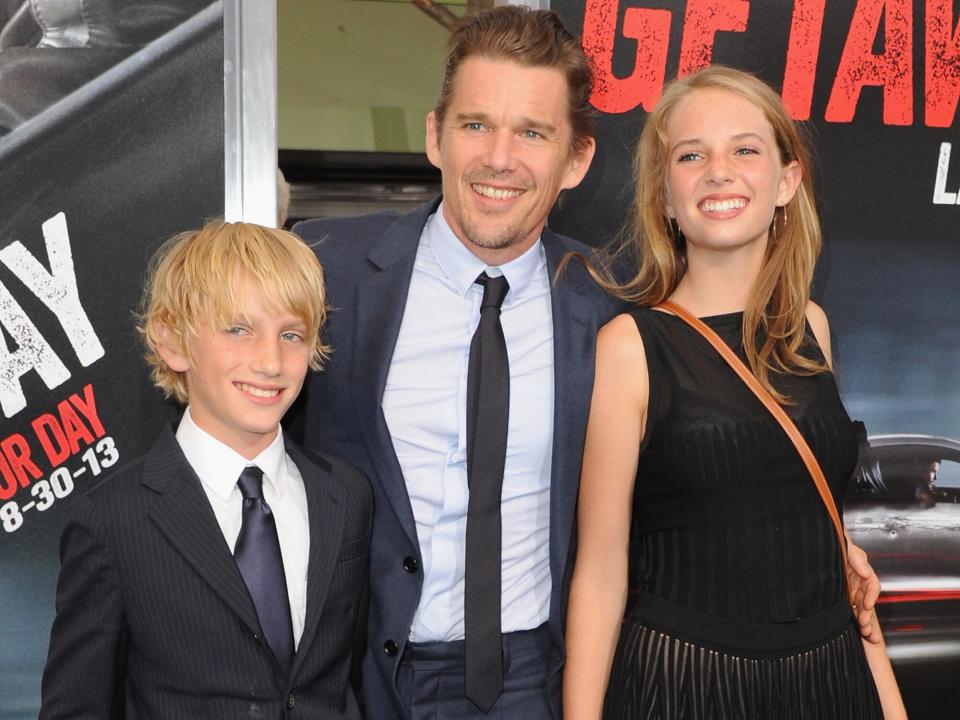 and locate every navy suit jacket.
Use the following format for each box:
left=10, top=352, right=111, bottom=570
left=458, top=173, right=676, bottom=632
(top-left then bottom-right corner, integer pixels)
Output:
left=40, top=426, right=372, bottom=720
left=294, top=199, right=620, bottom=719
